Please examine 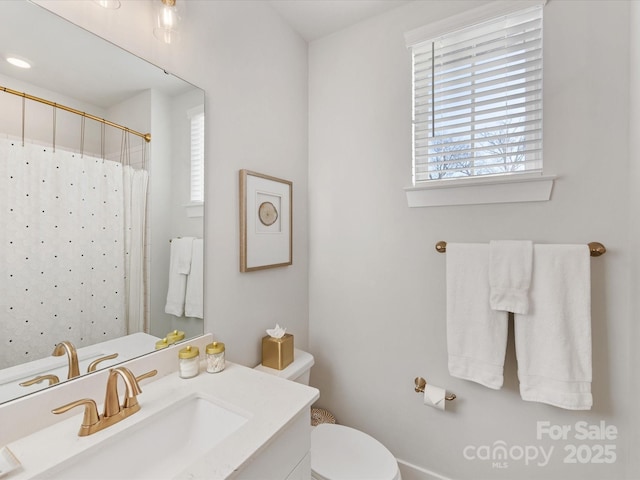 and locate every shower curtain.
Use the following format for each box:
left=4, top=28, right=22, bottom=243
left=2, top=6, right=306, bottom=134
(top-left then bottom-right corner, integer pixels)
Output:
left=0, top=136, right=148, bottom=369
left=123, top=166, right=148, bottom=334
